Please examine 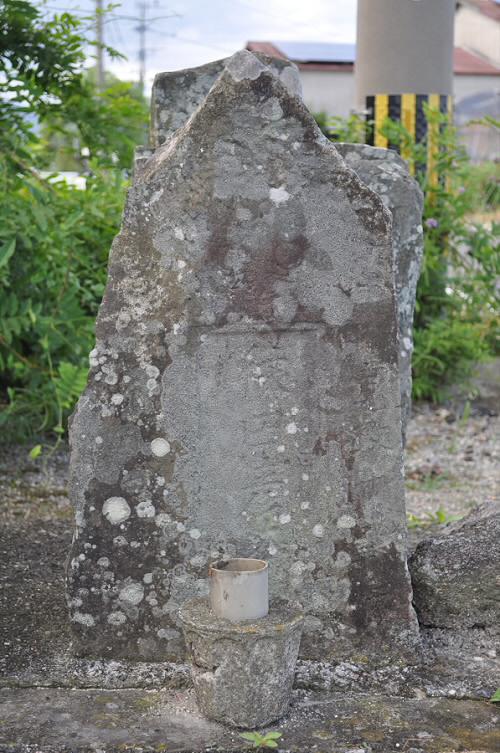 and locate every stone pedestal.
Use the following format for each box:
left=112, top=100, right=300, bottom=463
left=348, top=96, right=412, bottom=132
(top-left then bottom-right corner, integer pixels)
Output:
left=179, top=597, right=304, bottom=728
